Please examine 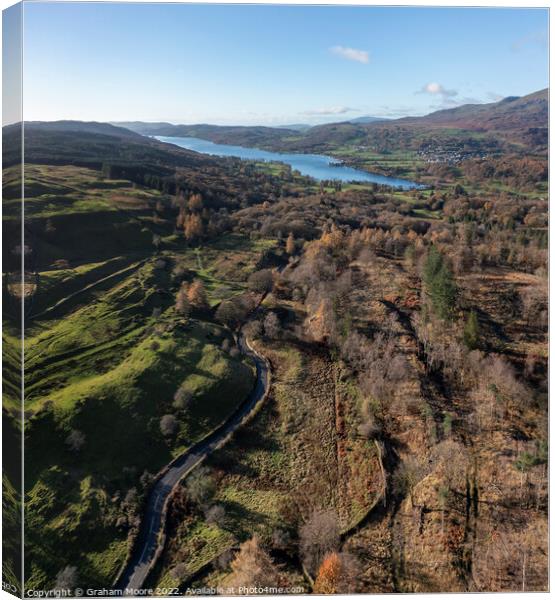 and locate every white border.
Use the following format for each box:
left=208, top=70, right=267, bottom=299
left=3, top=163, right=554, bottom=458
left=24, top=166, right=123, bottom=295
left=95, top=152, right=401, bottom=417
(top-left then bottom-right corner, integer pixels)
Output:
left=0, top=2, right=551, bottom=600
